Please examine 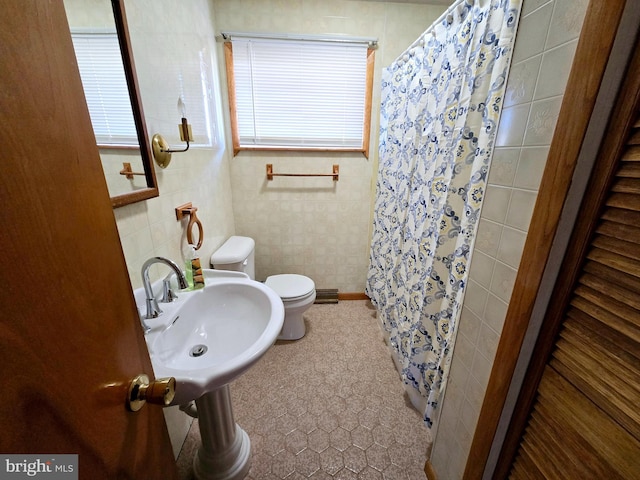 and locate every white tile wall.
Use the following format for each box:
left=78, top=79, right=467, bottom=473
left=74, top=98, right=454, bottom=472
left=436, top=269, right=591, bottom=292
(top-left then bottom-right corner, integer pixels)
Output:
left=535, top=41, right=578, bottom=100
left=106, top=0, right=443, bottom=448
left=495, top=103, right=530, bottom=147
left=482, top=186, right=512, bottom=223
left=108, top=0, right=236, bottom=458
left=70, top=0, right=589, bottom=470
left=211, top=0, right=446, bottom=292
left=487, top=148, right=519, bottom=186
left=429, top=1, right=590, bottom=478
left=63, top=0, right=150, bottom=199
left=523, top=96, right=563, bottom=145
left=513, top=146, right=549, bottom=190
left=109, top=0, right=235, bottom=292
